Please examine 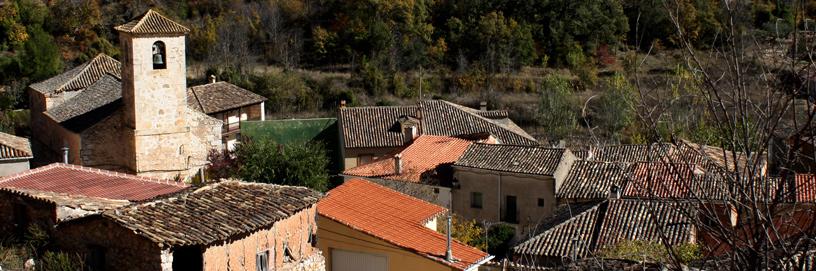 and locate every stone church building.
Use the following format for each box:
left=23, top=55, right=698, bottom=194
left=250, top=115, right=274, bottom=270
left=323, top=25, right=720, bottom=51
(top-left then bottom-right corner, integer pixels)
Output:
left=29, top=10, right=222, bottom=180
